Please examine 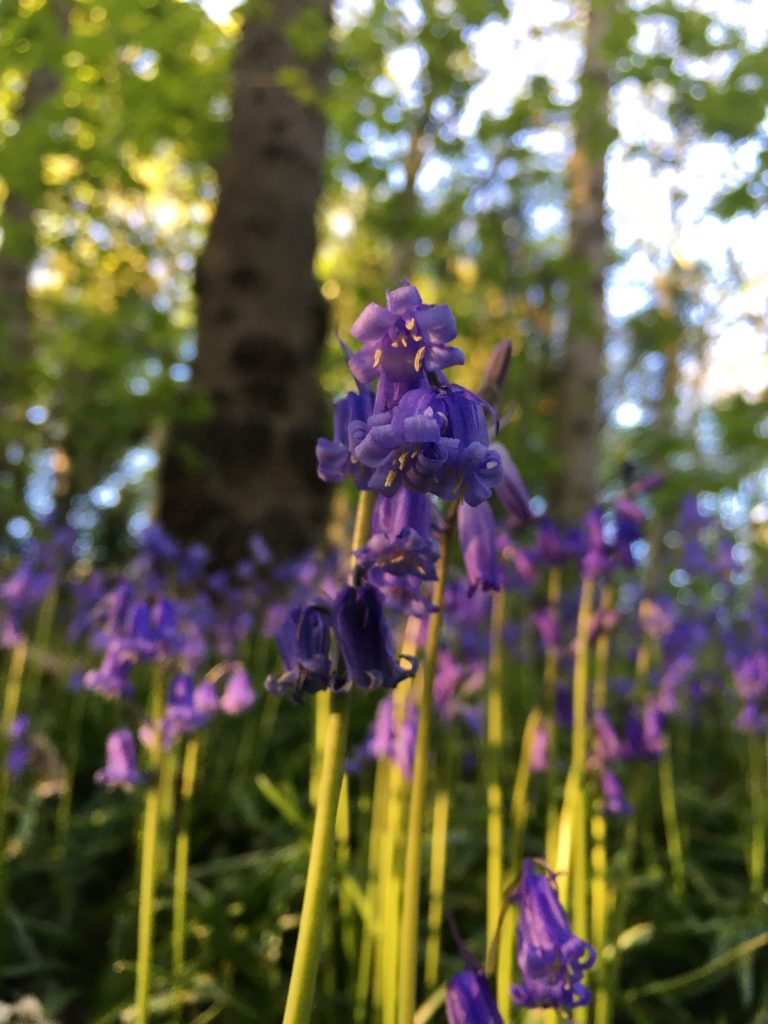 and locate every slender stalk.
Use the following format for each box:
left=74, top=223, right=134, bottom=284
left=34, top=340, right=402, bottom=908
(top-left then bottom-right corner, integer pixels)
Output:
left=0, top=640, right=29, bottom=955
left=485, top=589, right=506, bottom=954
left=543, top=567, right=562, bottom=867
left=658, top=740, right=685, bottom=899
left=172, top=734, right=200, bottom=1018
left=746, top=734, right=766, bottom=898
left=281, top=696, right=351, bottom=1024
left=311, top=691, right=331, bottom=808
left=397, top=503, right=456, bottom=1024
left=22, top=588, right=58, bottom=713
left=423, top=744, right=452, bottom=991
left=335, top=773, right=357, bottom=967
left=354, top=759, right=387, bottom=1024
left=135, top=667, right=167, bottom=1024
left=555, top=575, right=595, bottom=950
left=281, top=488, right=376, bottom=1024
